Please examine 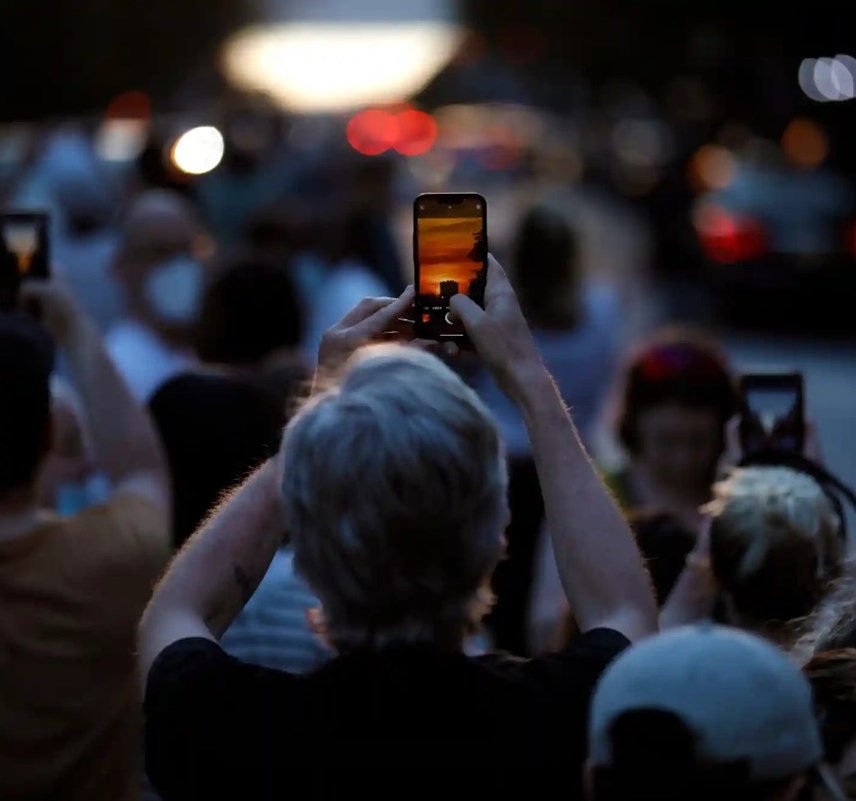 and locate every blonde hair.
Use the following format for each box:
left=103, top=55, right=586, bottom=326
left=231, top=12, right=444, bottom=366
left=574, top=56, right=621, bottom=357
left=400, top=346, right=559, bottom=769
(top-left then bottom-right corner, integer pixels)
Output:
left=708, top=467, right=843, bottom=628
left=792, top=558, right=856, bottom=663
left=281, top=344, right=508, bottom=652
